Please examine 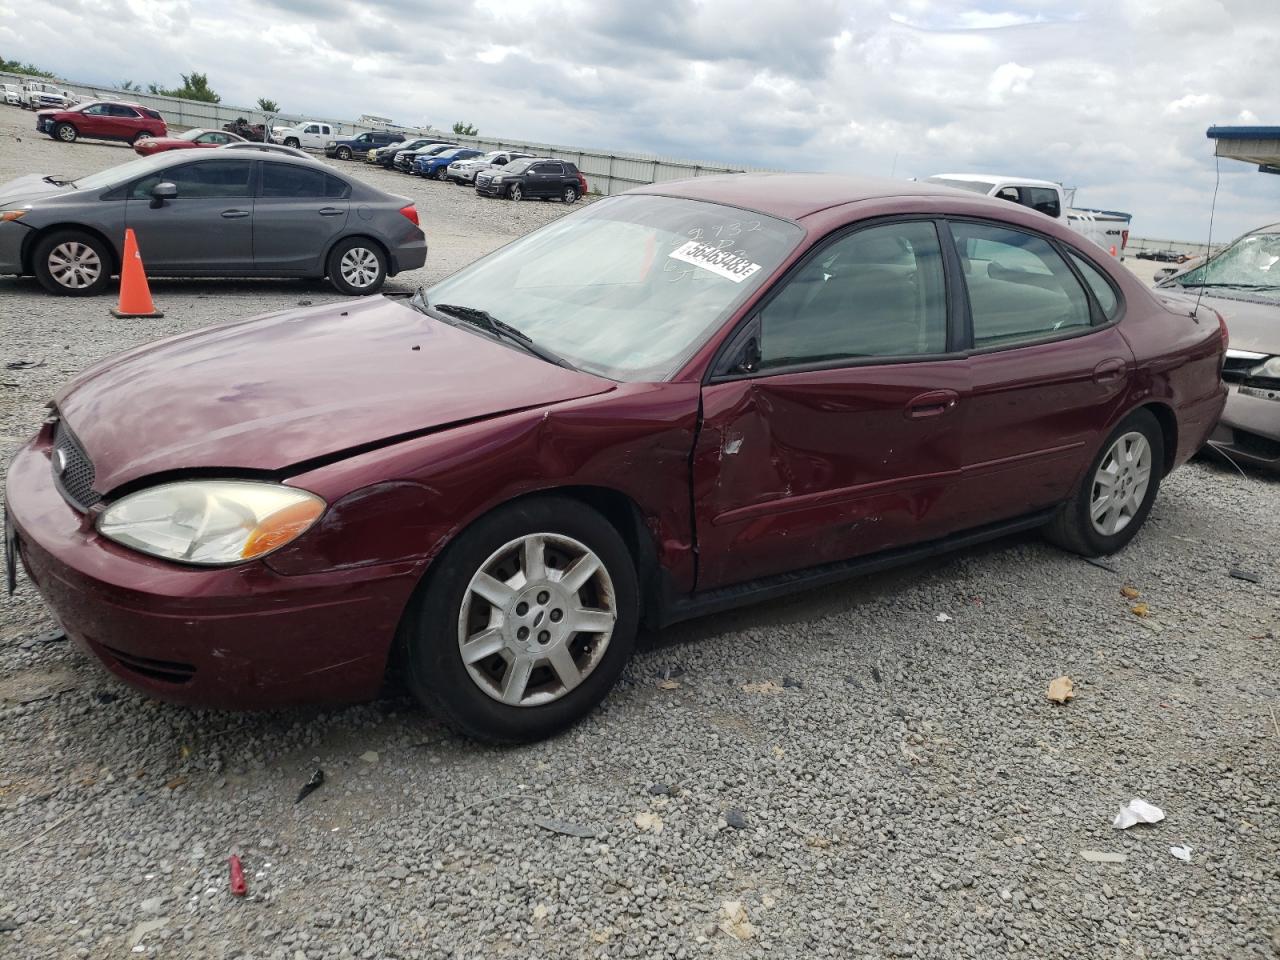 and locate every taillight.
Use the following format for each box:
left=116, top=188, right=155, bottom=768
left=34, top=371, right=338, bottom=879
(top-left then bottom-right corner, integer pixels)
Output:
left=578, top=173, right=588, bottom=194
left=1215, top=308, right=1229, bottom=348
left=399, top=204, right=419, bottom=226
left=1121, top=229, right=1130, bottom=250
